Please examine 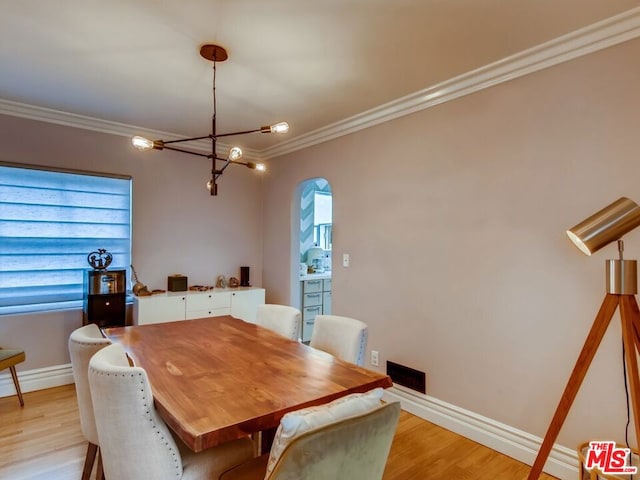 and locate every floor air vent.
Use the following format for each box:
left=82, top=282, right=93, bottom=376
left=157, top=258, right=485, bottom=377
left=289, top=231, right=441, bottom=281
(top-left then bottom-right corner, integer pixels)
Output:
left=386, top=361, right=426, bottom=394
